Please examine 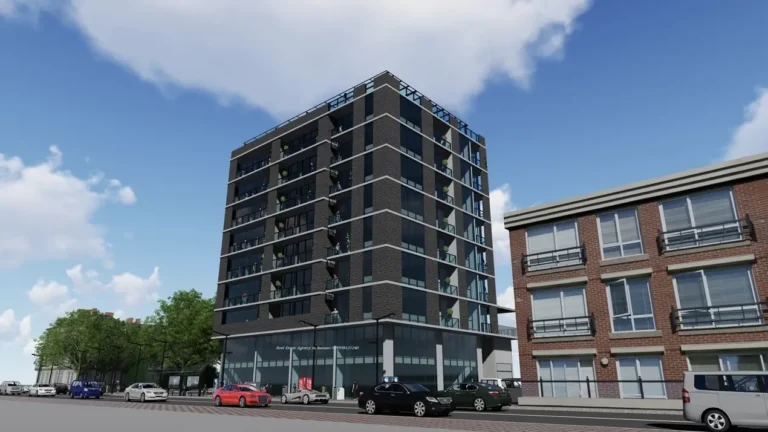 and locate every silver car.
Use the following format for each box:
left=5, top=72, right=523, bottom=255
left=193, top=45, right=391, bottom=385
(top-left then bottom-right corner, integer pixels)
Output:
left=281, top=389, right=330, bottom=405
left=683, top=371, right=768, bottom=432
